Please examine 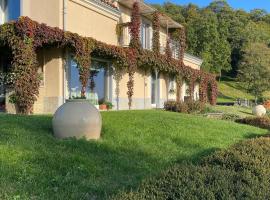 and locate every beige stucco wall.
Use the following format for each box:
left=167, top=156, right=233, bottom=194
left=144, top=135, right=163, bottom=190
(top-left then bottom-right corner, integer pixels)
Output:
left=21, top=0, right=62, bottom=28
left=115, top=69, right=151, bottom=109
left=22, top=0, right=119, bottom=45
left=33, top=48, right=64, bottom=114
left=115, top=70, right=185, bottom=109
left=66, top=0, right=119, bottom=45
